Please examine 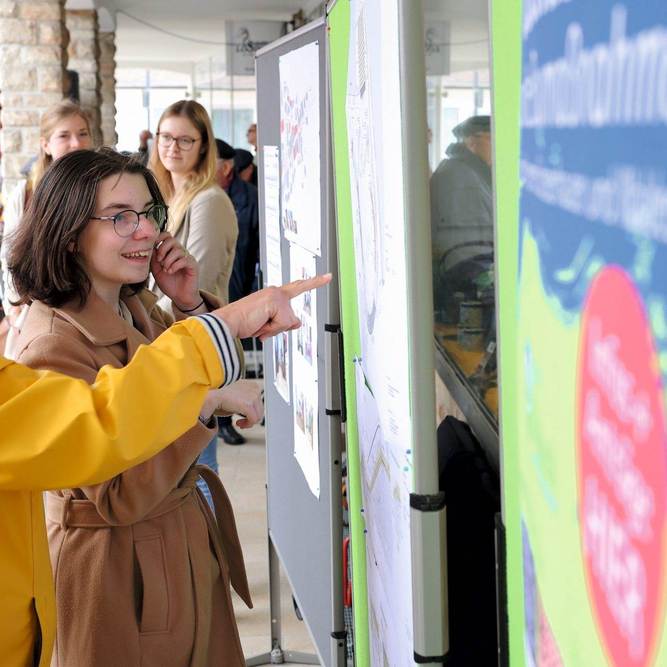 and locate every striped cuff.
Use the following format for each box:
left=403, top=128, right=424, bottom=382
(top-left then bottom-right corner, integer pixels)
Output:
left=191, top=313, right=242, bottom=387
